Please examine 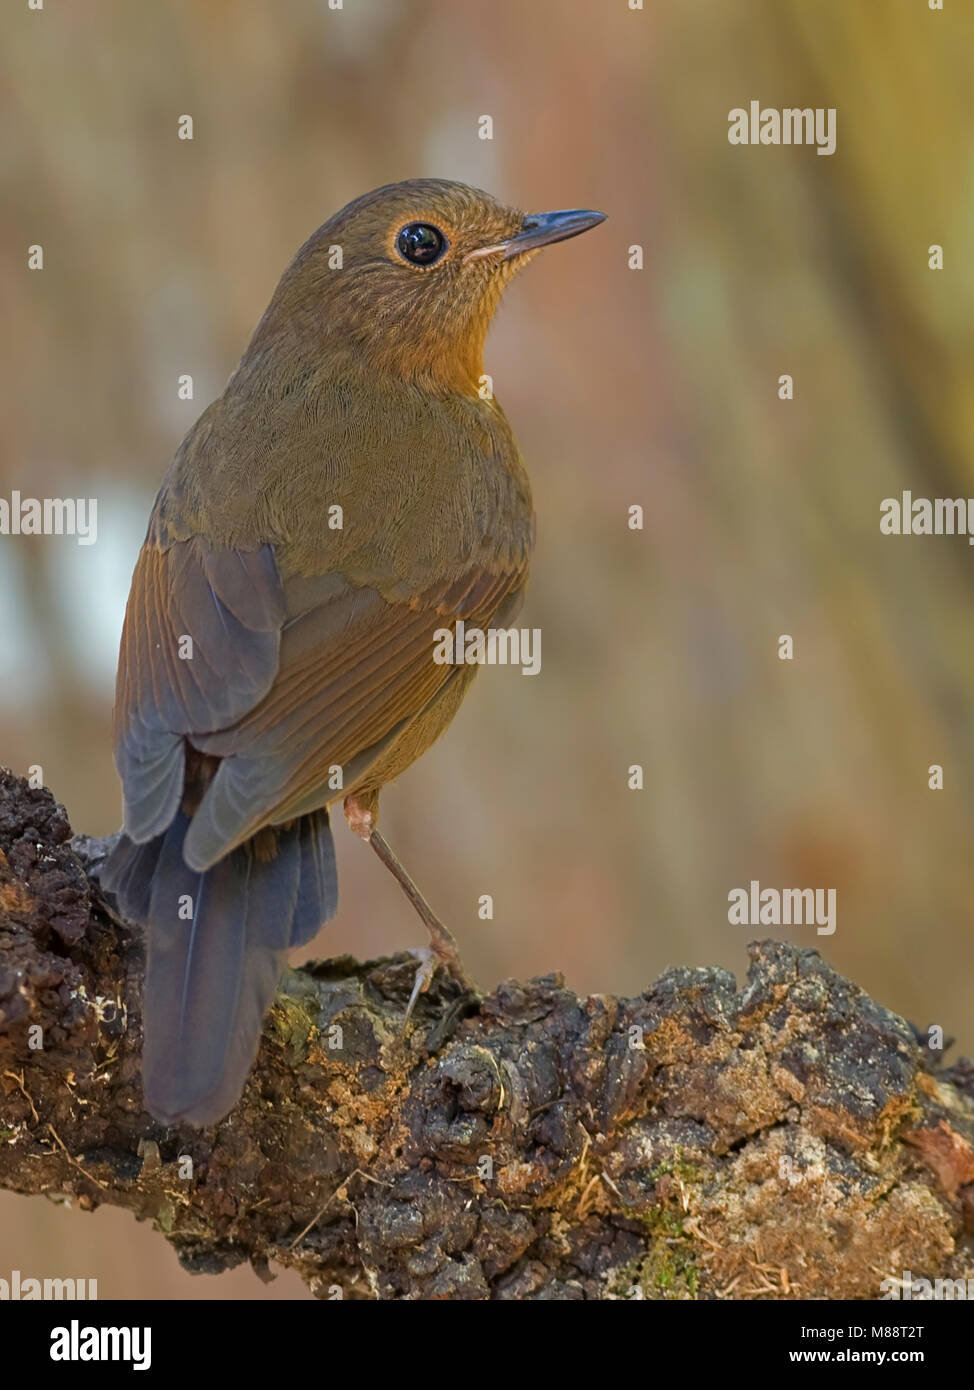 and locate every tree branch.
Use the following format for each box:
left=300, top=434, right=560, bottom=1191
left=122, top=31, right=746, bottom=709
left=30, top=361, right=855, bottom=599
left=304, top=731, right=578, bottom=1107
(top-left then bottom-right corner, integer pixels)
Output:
left=1, top=768, right=972, bottom=1299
